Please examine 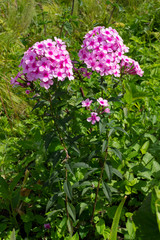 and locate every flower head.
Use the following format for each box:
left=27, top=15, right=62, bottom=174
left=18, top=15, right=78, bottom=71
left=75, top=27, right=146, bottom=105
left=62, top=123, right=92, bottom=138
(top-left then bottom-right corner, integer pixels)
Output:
left=97, top=98, right=109, bottom=107
left=11, top=38, right=74, bottom=89
left=79, top=26, right=129, bottom=77
left=82, top=98, right=92, bottom=107
left=87, top=112, right=100, bottom=124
